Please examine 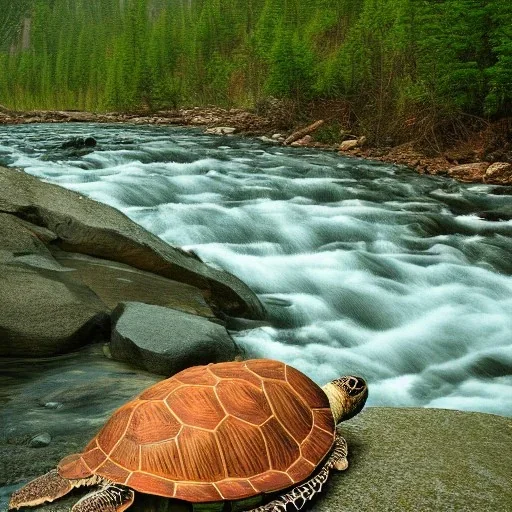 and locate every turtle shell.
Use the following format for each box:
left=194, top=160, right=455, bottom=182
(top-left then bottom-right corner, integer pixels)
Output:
left=59, top=359, right=334, bottom=502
